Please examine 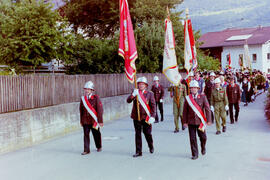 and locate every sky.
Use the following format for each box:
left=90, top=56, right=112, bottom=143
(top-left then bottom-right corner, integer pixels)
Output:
left=176, top=0, right=270, bottom=33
